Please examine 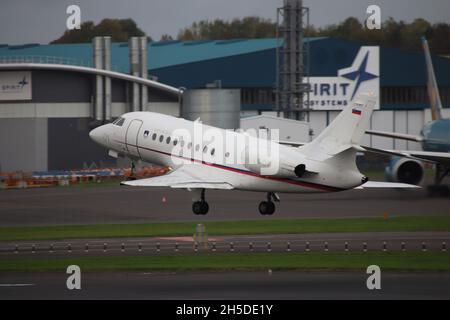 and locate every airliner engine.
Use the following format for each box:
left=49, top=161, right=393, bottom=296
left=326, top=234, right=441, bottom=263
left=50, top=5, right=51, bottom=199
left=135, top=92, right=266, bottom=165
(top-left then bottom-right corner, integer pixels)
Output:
left=385, top=157, right=424, bottom=185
